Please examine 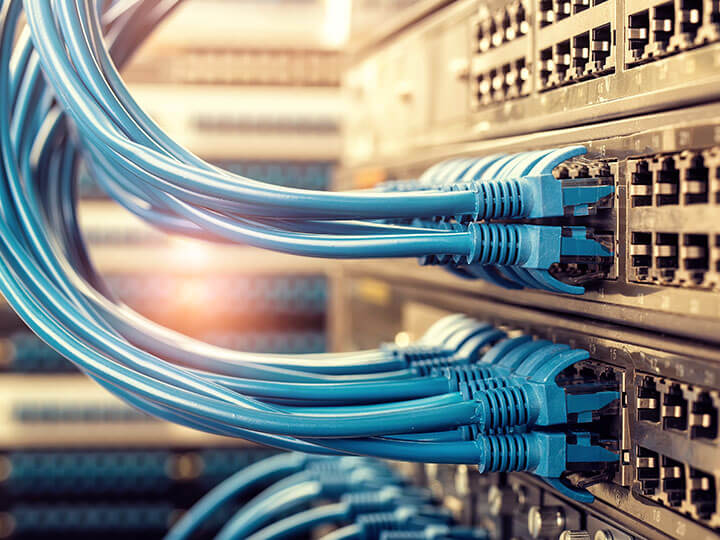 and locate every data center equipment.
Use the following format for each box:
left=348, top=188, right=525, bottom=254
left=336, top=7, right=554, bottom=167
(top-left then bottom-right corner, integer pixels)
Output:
left=0, top=0, right=718, bottom=539
left=334, top=0, right=720, bottom=538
